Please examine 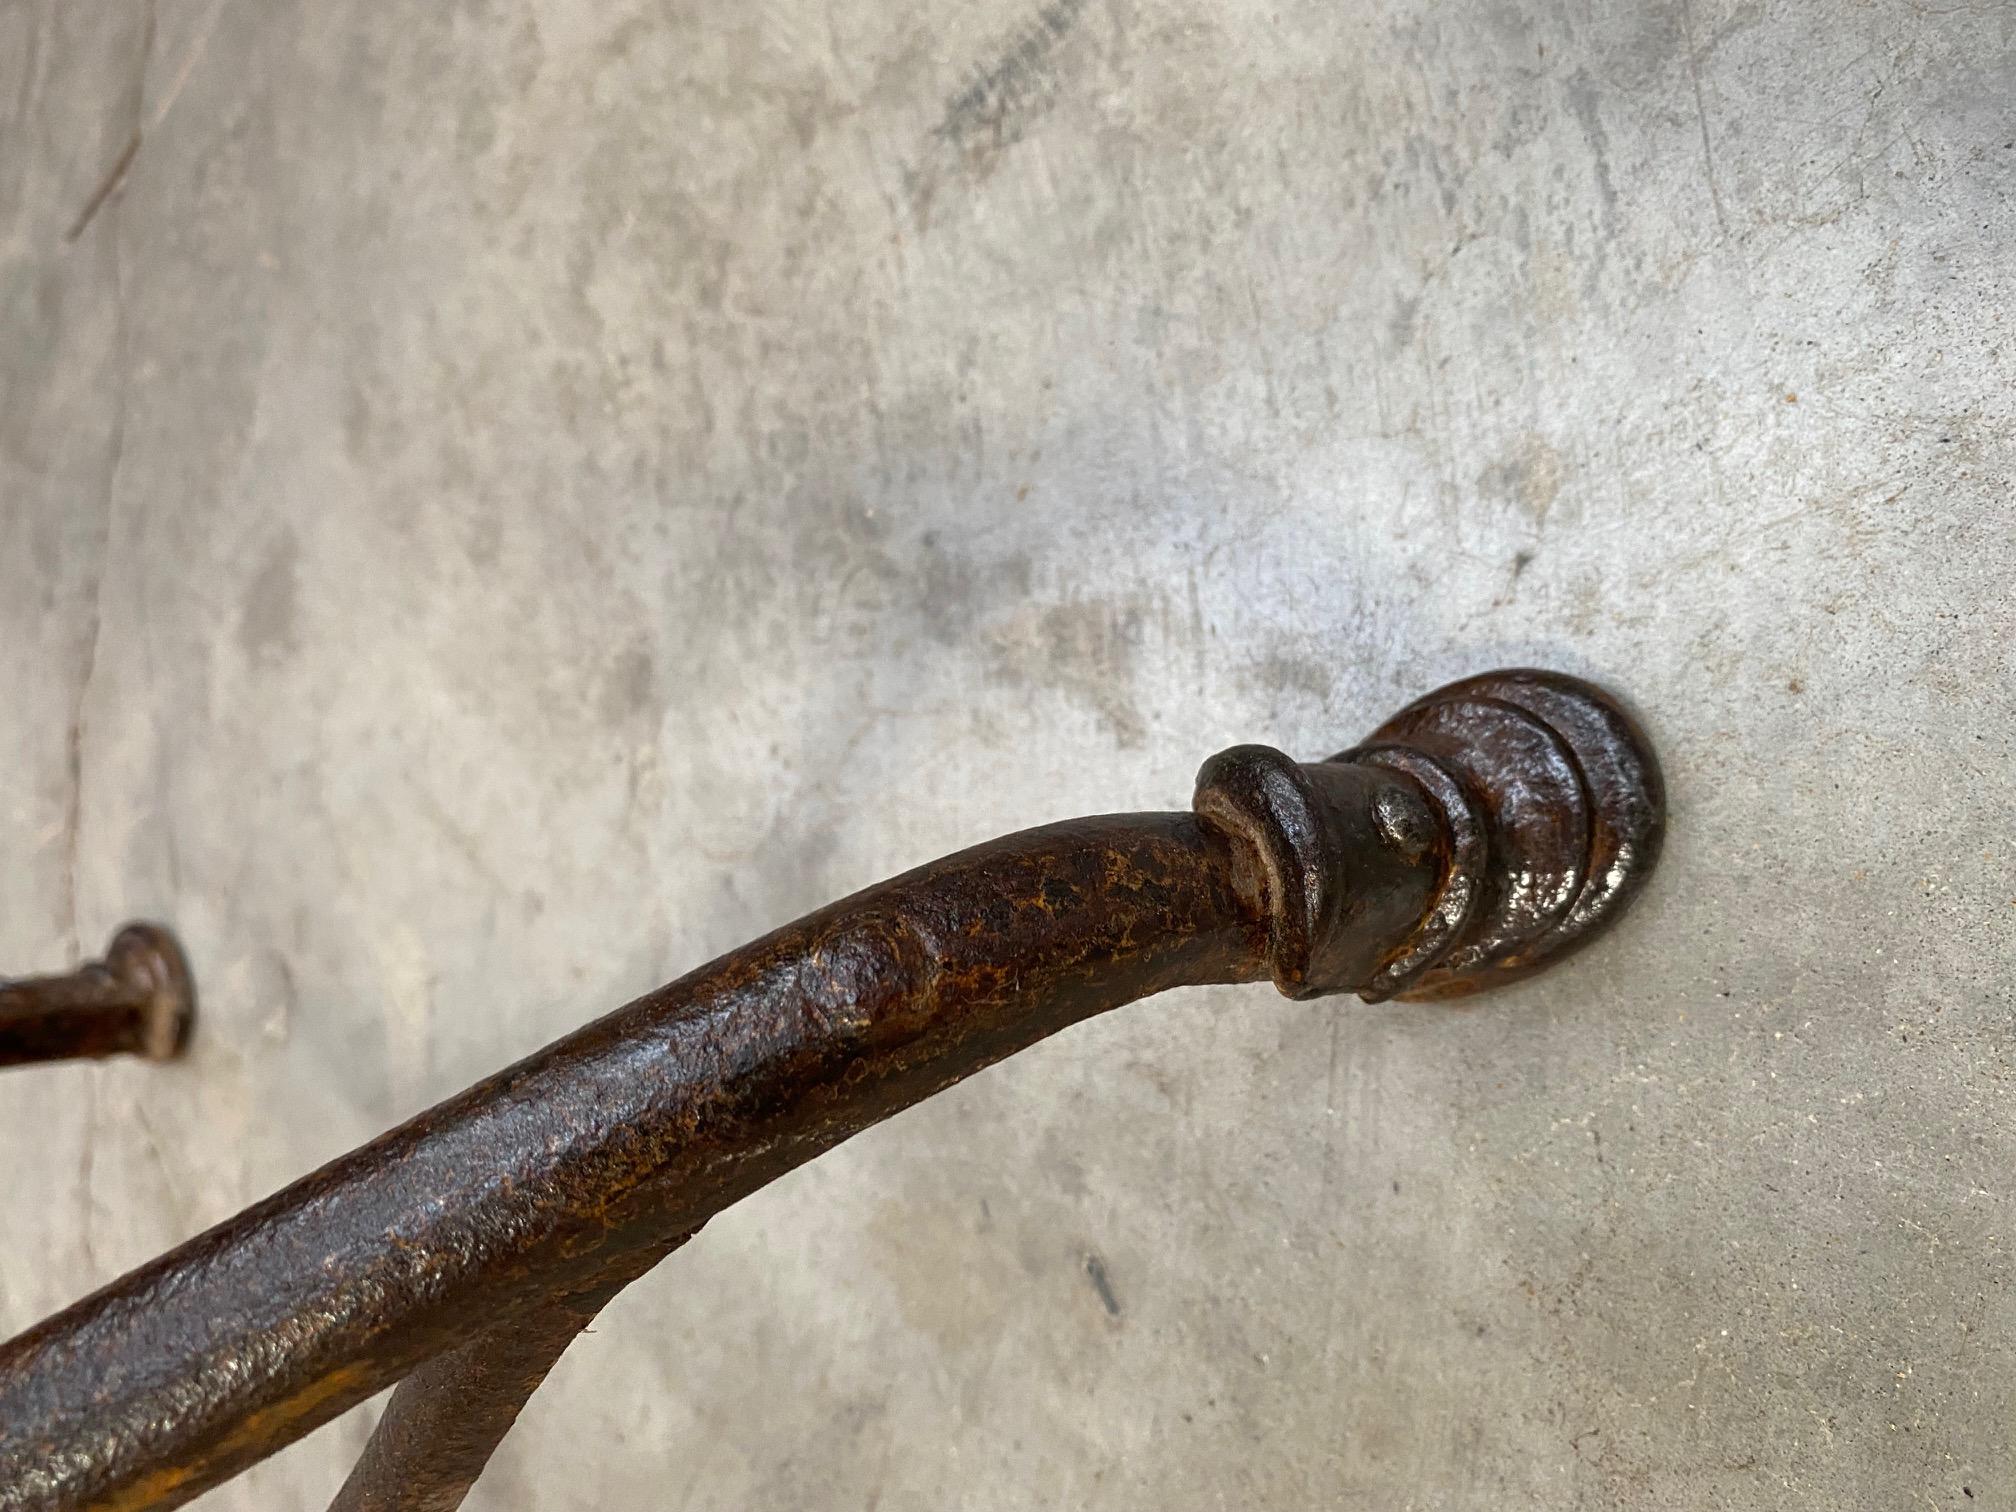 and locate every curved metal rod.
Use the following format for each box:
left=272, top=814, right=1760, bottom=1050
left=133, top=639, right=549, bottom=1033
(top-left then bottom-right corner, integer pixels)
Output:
left=324, top=1228, right=699, bottom=1512
left=0, top=670, right=1660, bottom=1512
